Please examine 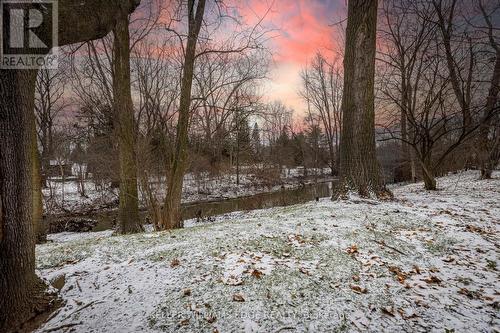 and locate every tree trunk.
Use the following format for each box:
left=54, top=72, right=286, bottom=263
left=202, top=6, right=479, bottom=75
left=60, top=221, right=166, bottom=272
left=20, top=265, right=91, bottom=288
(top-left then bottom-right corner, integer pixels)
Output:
left=236, top=116, right=241, bottom=186
left=0, top=70, right=51, bottom=332
left=113, top=13, right=142, bottom=234
left=479, top=48, right=500, bottom=179
left=421, top=158, right=437, bottom=190
left=0, top=1, right=141, bottom=330
left=400, top=97, right=412, bottom=181
left=334, top=0, right=390, bottom=199
left=410, top=149, right=418, bottom=182
left=162, top=0, right=206, bottom=230
left=31, top=116, right=46, bottom=243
